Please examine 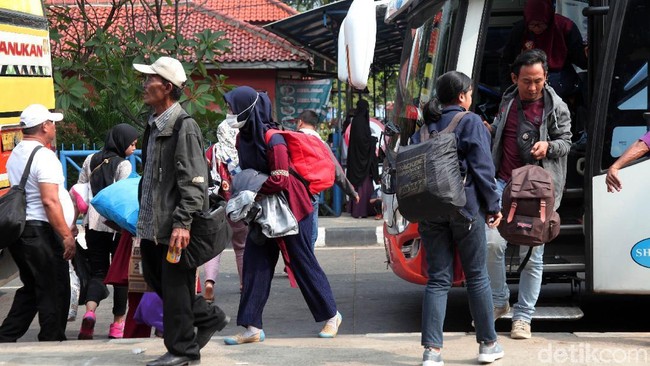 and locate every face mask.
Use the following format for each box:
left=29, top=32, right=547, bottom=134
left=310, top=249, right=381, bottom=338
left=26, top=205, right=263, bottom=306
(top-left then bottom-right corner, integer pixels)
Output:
left=225, top=113, right=244, bottom=128
left=226, top=93, right=259, bottom=129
